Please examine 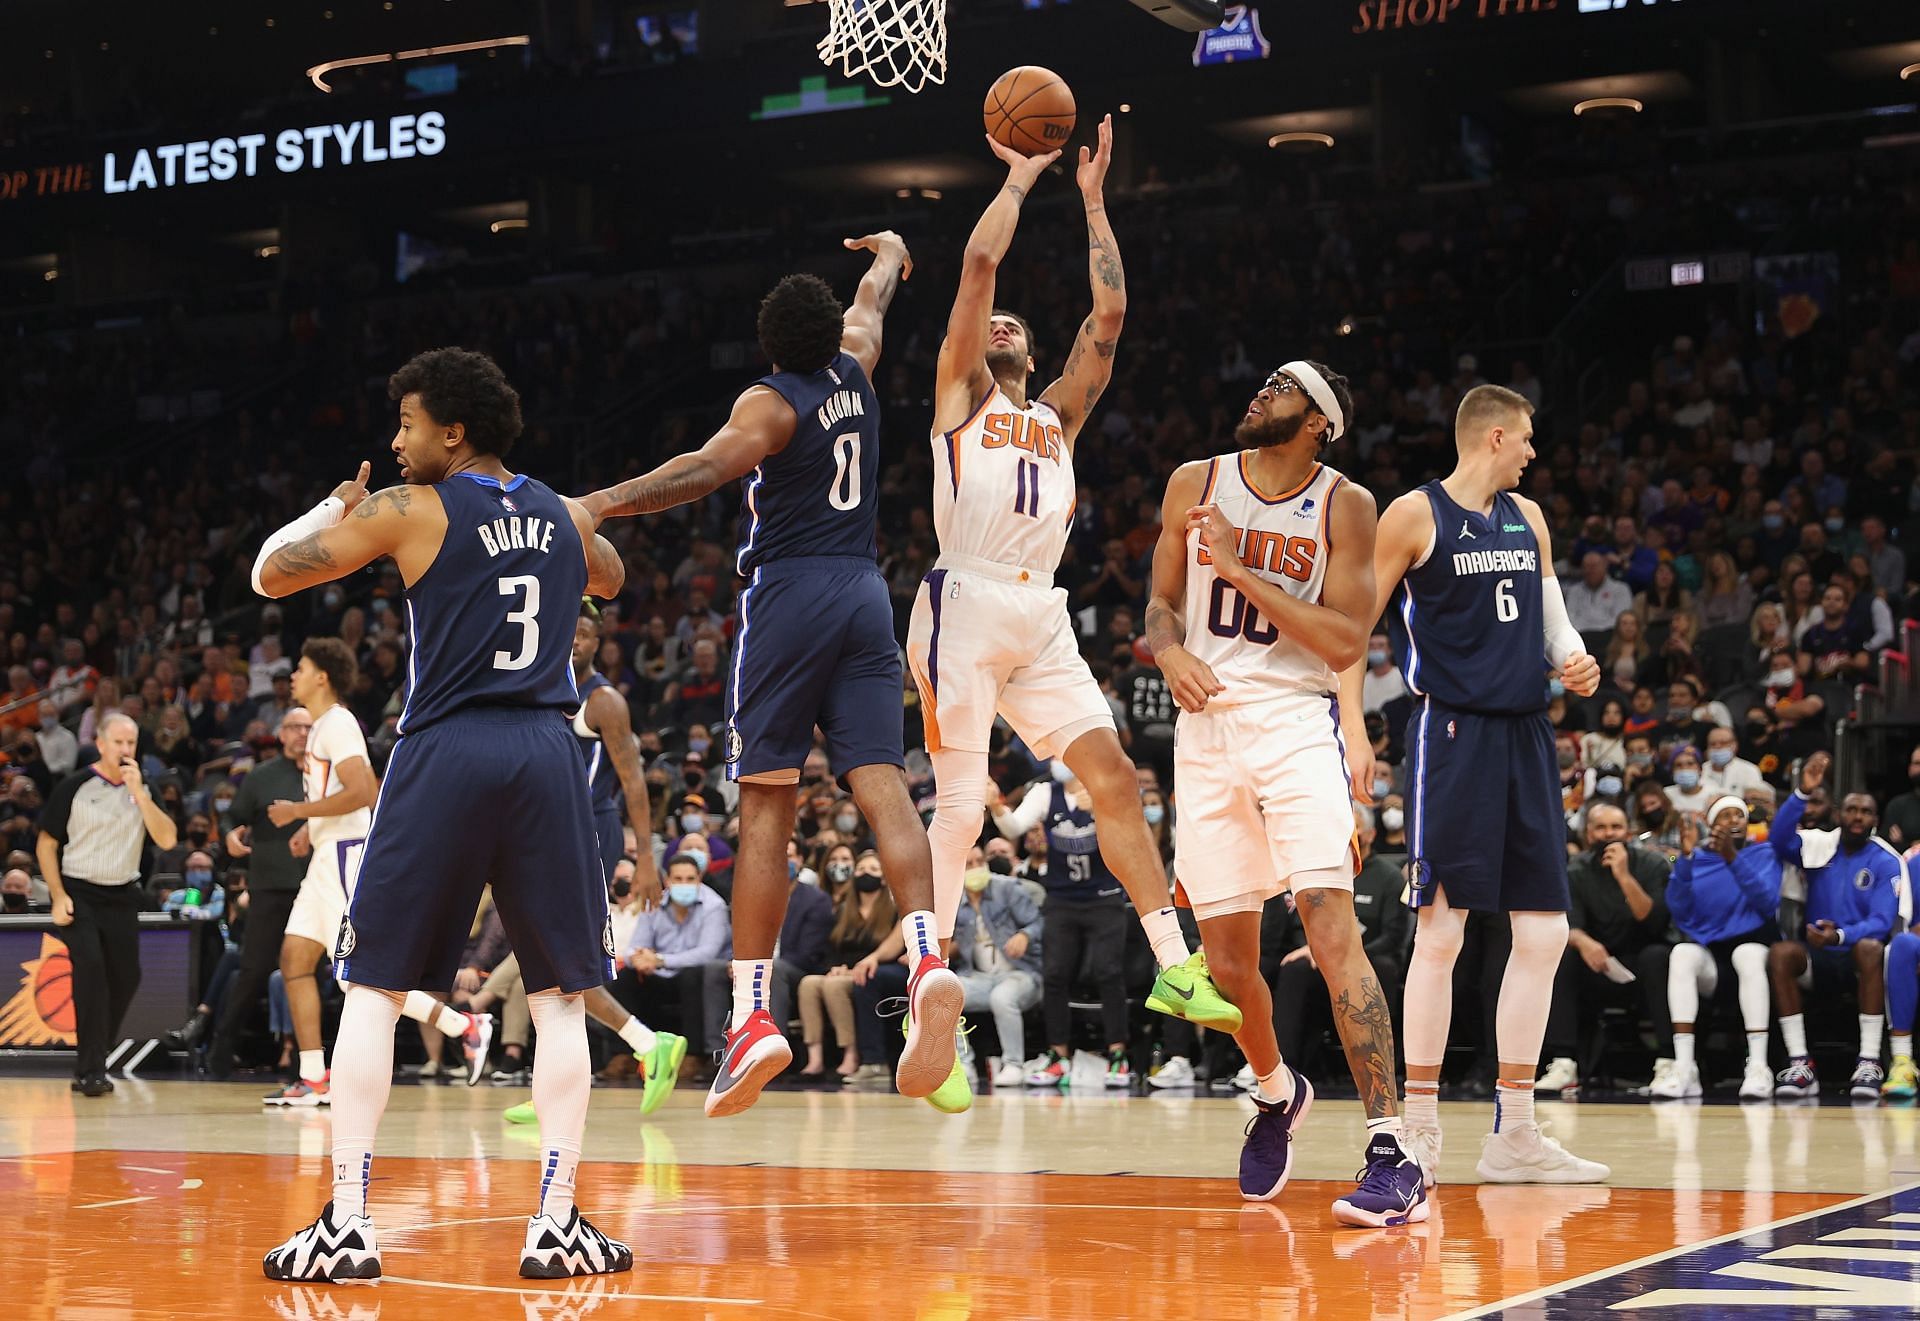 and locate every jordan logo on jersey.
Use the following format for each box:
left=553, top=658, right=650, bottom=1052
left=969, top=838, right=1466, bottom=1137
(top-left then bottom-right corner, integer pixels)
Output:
left=1458, top=522, right=1476, bottom=540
